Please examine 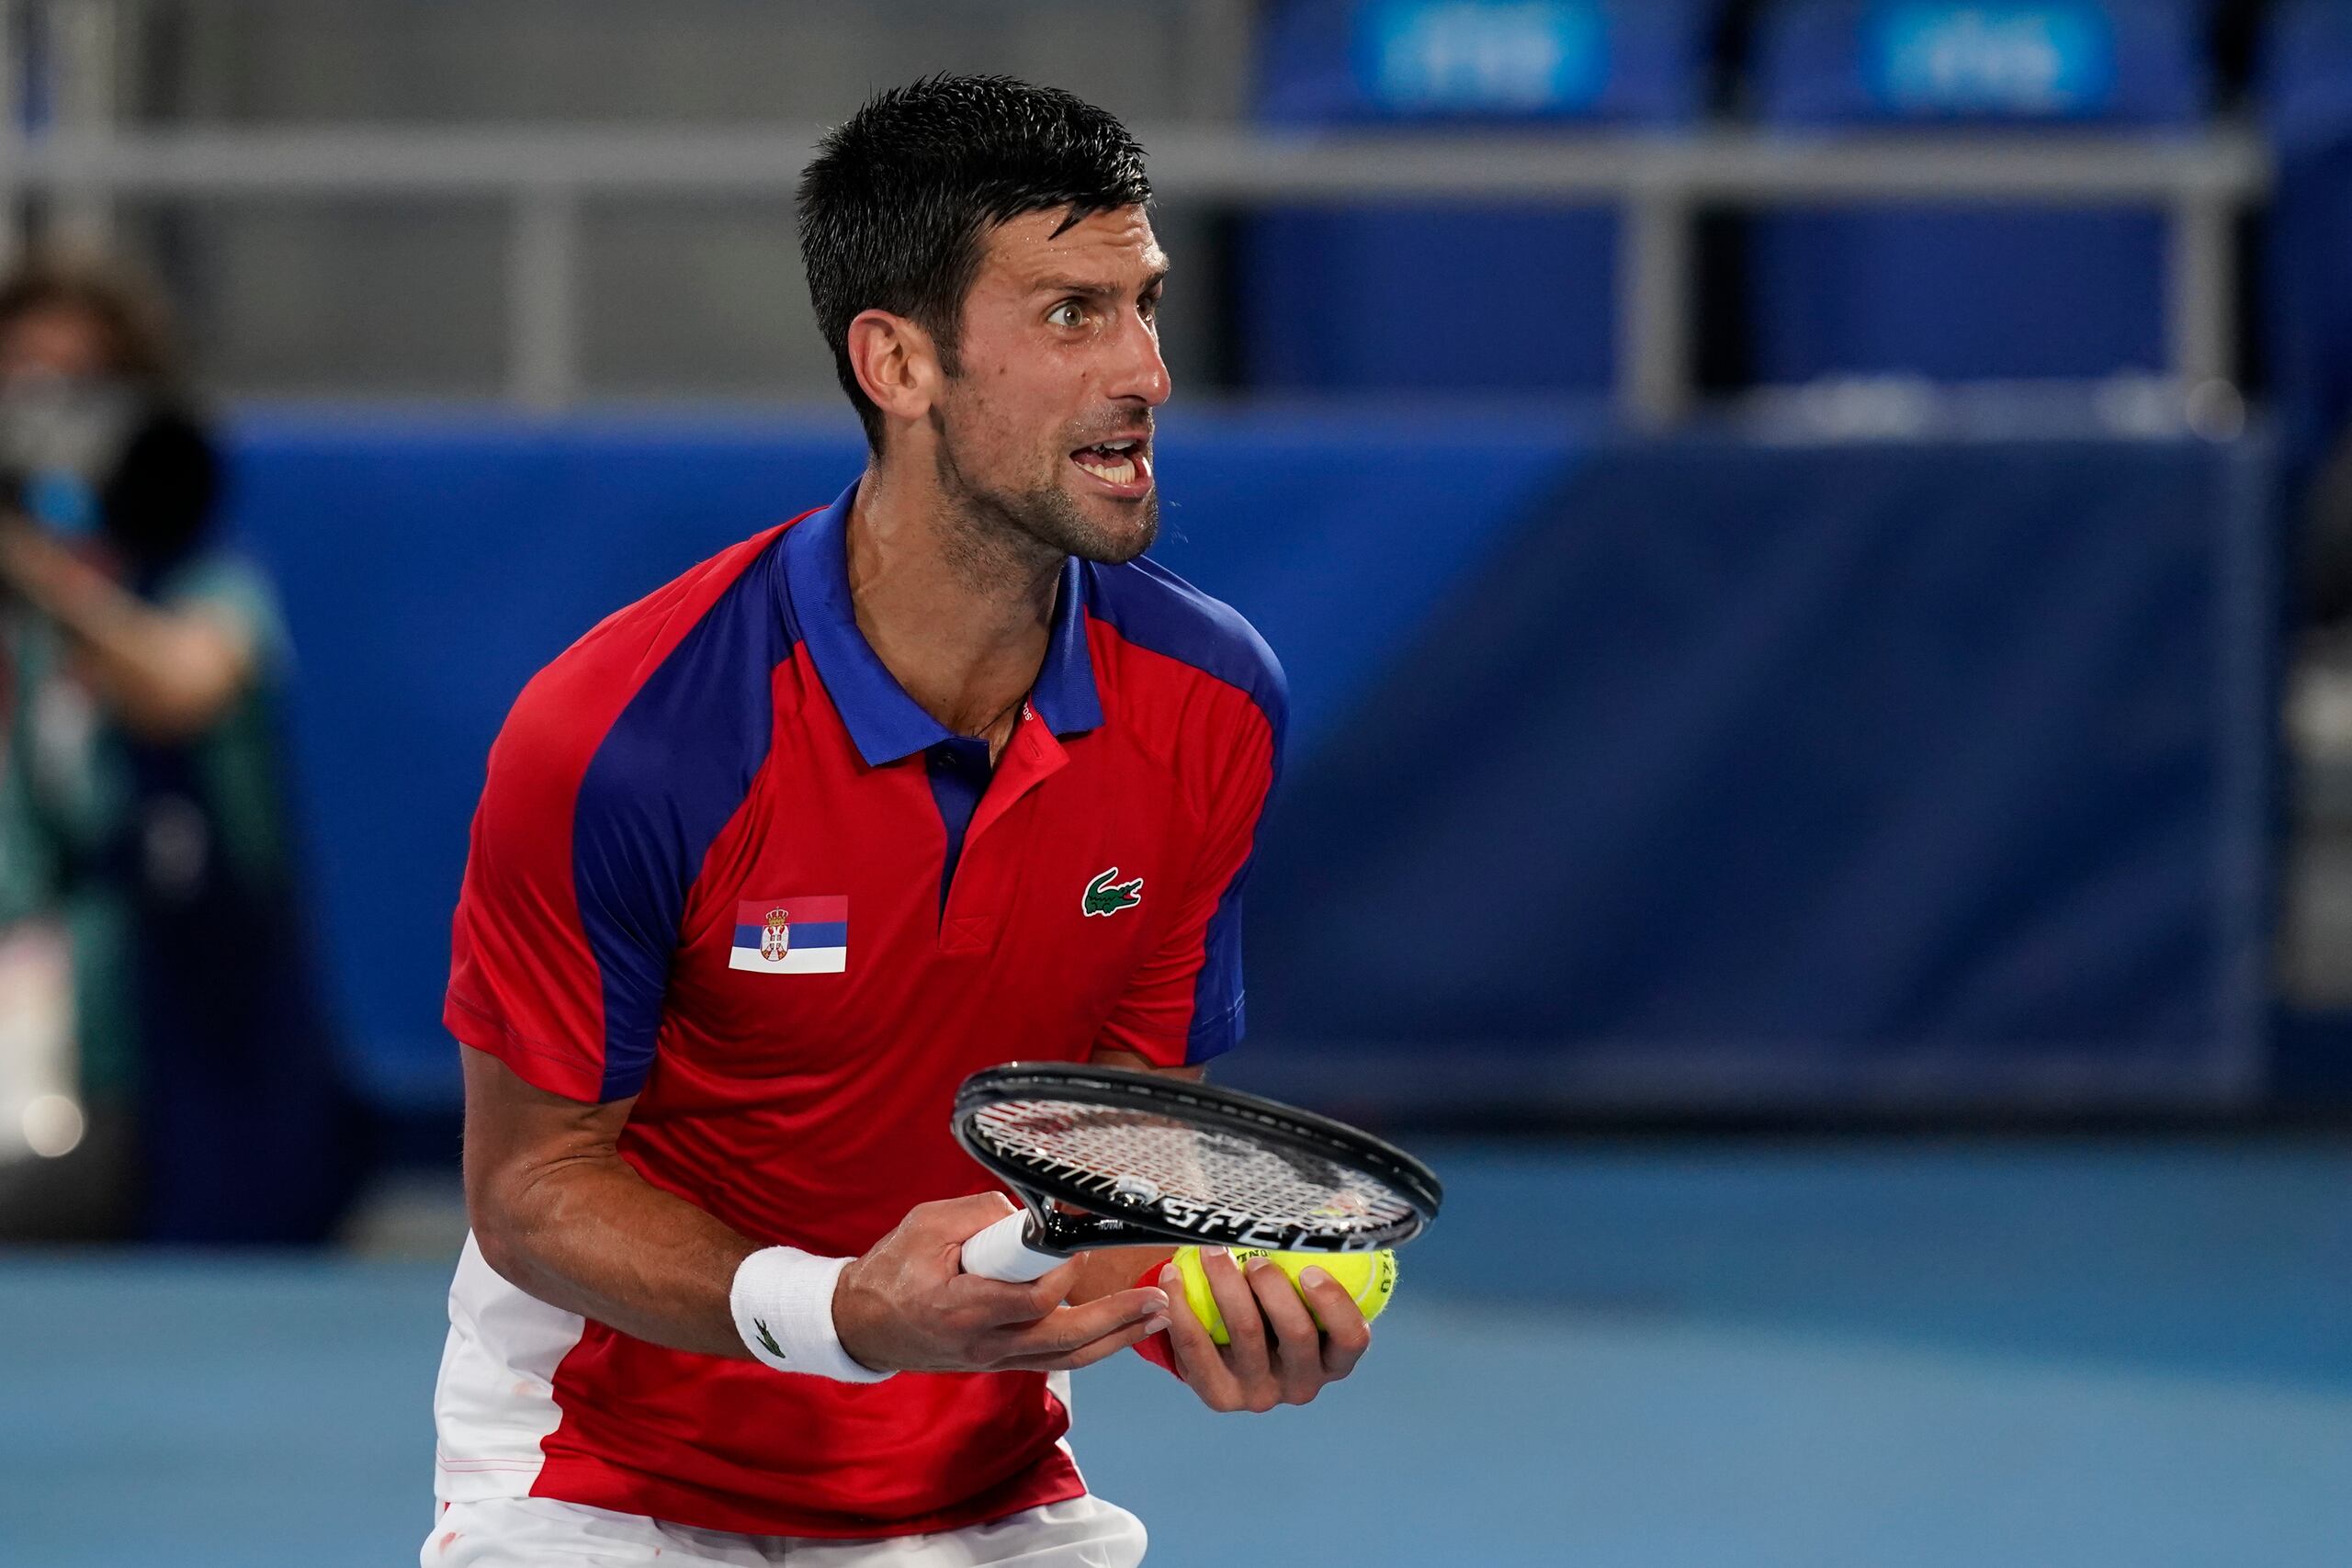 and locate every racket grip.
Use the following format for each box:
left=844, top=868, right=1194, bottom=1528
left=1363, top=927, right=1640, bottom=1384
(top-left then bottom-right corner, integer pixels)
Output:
left=960, top=1211, right=1067, bottom=1281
